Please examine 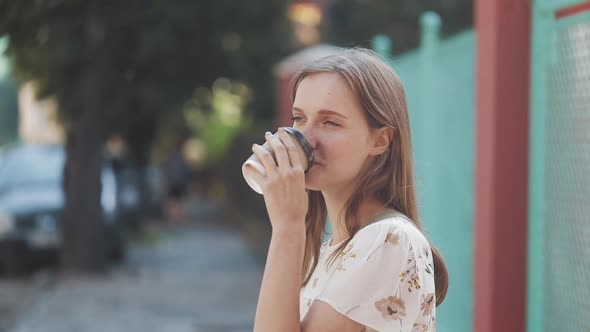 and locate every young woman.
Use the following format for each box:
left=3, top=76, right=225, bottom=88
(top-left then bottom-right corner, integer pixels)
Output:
left=244, top=48, right=448, bottom=332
